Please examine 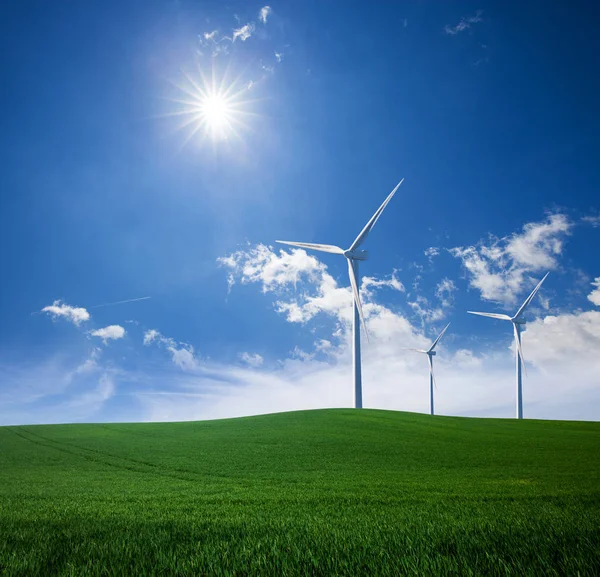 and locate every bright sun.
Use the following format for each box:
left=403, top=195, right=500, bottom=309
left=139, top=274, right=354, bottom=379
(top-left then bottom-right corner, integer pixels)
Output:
left=200, top=95, right=232, bottom=136
left=166, top=67, right=253, bottom=146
